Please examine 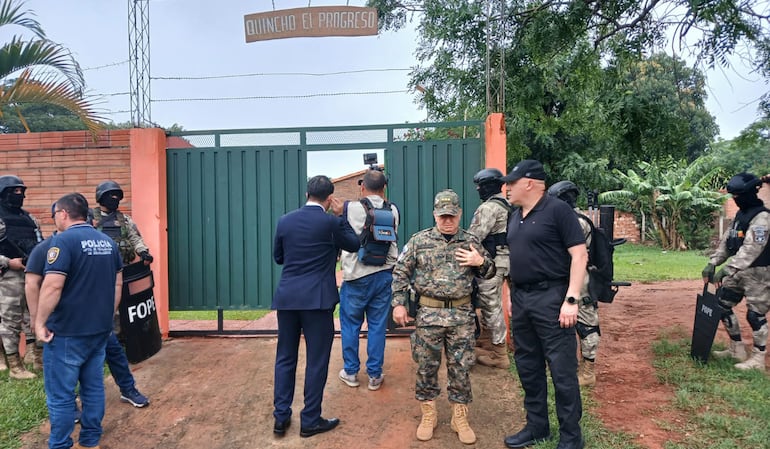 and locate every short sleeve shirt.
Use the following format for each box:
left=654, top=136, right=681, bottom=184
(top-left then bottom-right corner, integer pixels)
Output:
left=507, top=194, right=585, bottom=284
left=25, top=236, right=53, bottom=275
left=44, top=223, right=123, bottom=336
